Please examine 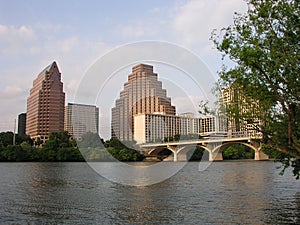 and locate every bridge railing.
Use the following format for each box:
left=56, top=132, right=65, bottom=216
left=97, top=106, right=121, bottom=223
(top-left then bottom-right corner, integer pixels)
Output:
left=140, top=132, right=263, bottom=146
